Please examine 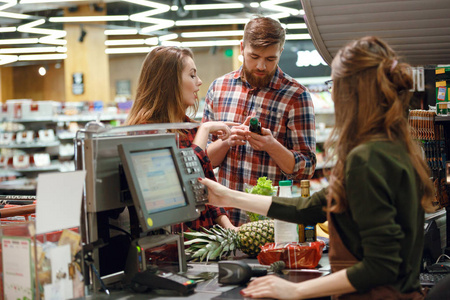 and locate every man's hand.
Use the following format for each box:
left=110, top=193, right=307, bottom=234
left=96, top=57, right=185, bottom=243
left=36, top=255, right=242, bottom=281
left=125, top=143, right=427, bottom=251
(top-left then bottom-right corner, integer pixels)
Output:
left=241, top=116, right=276, bottom=152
